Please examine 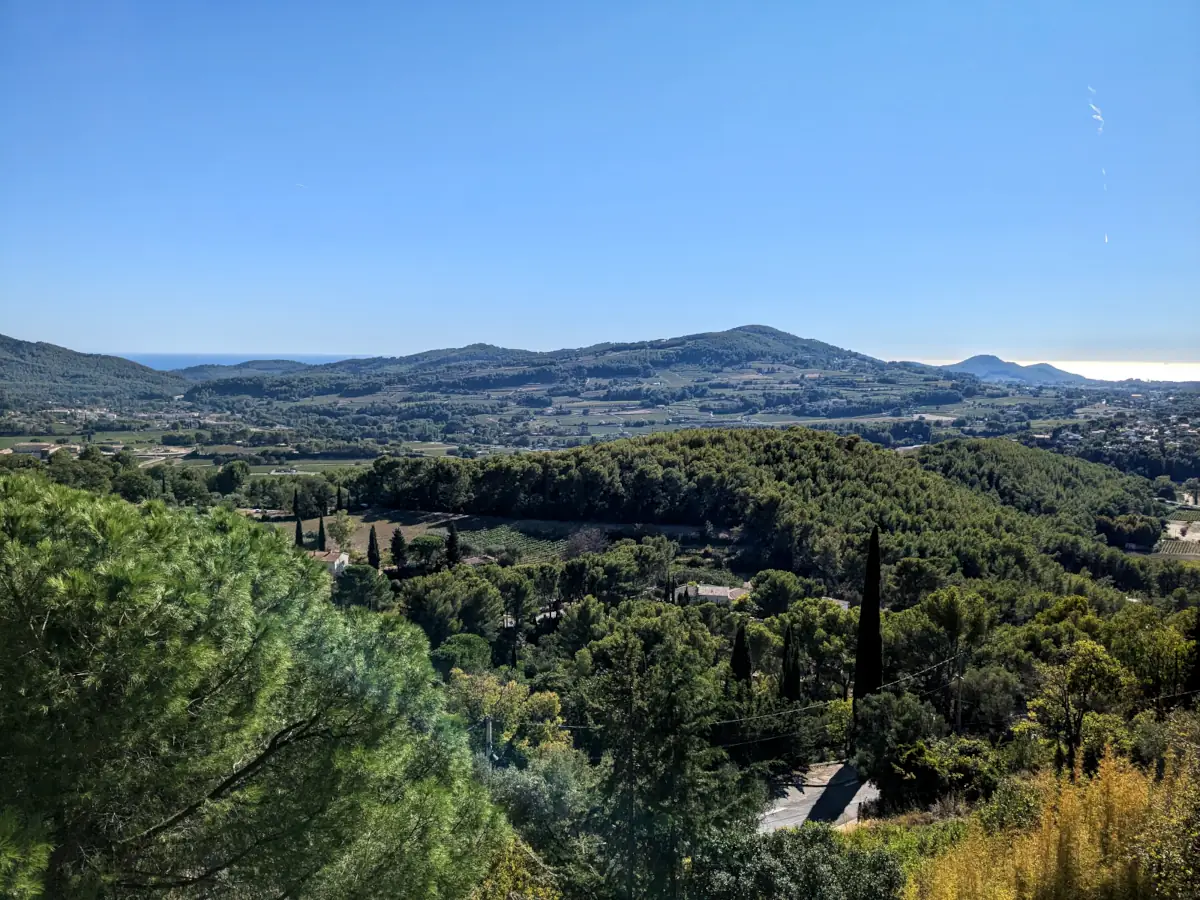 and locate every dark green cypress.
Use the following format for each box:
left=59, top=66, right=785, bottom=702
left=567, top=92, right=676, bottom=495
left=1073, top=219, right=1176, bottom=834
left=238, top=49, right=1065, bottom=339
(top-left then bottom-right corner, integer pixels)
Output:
left=292, top=490, right=300, bottom=519
left=367, top=525, right=381, bottom=570
left=731, top=621, right=752, bottom=683
left=446, top=522, right=461, bottom=566
left=853, top=525, right=884, bottom=715
left=337, top=486, right=344, bottom=511
left=294, top=517, right=304, bottom=548
left=390, top=528, right=407, bottom=568
left=781, top=622, right=803, bottom=702
left=780, top=623, right=794, bottom=700
left=318, top=516, right=327, bottom=552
